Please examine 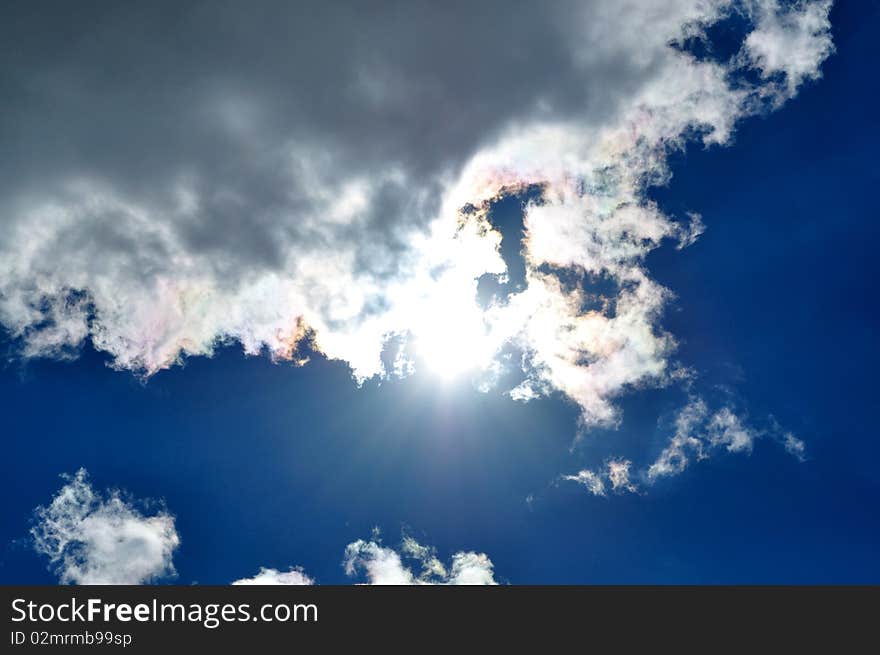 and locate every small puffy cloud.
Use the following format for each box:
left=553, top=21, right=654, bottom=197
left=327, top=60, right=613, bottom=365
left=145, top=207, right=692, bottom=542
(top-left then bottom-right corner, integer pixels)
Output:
left=235, top=536, right=498, bottom=585
left=607, top=459, right=637, bottom=493
left=741, top=0, right=835, bottom=99
left=31, top=469, right=179, bottom=585
left=343, top=537, right=497, bottom=585
left=343, top=540, right=415, bottom=585
left=446, top=552, right=498, bottom=585
left=231, top=567, right=314, bottom=586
